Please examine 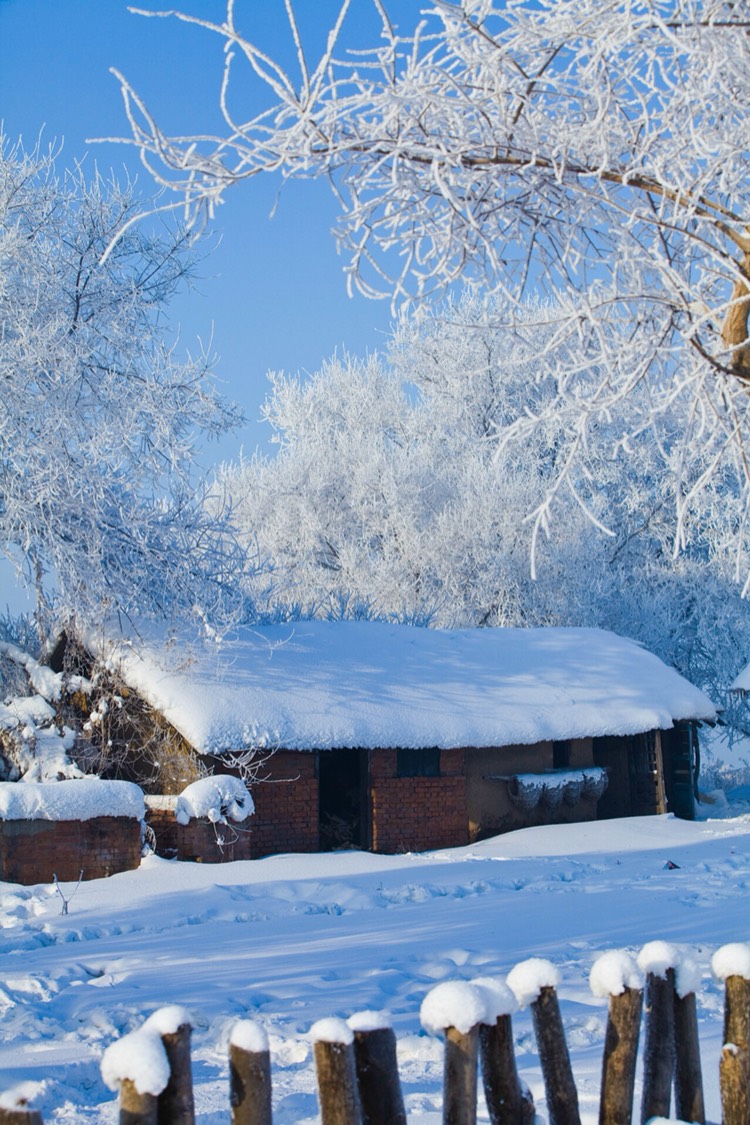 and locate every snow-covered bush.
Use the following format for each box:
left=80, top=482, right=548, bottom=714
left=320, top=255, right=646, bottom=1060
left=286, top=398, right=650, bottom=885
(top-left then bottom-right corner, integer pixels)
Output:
left=175, top=776, right=254, bottom=827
